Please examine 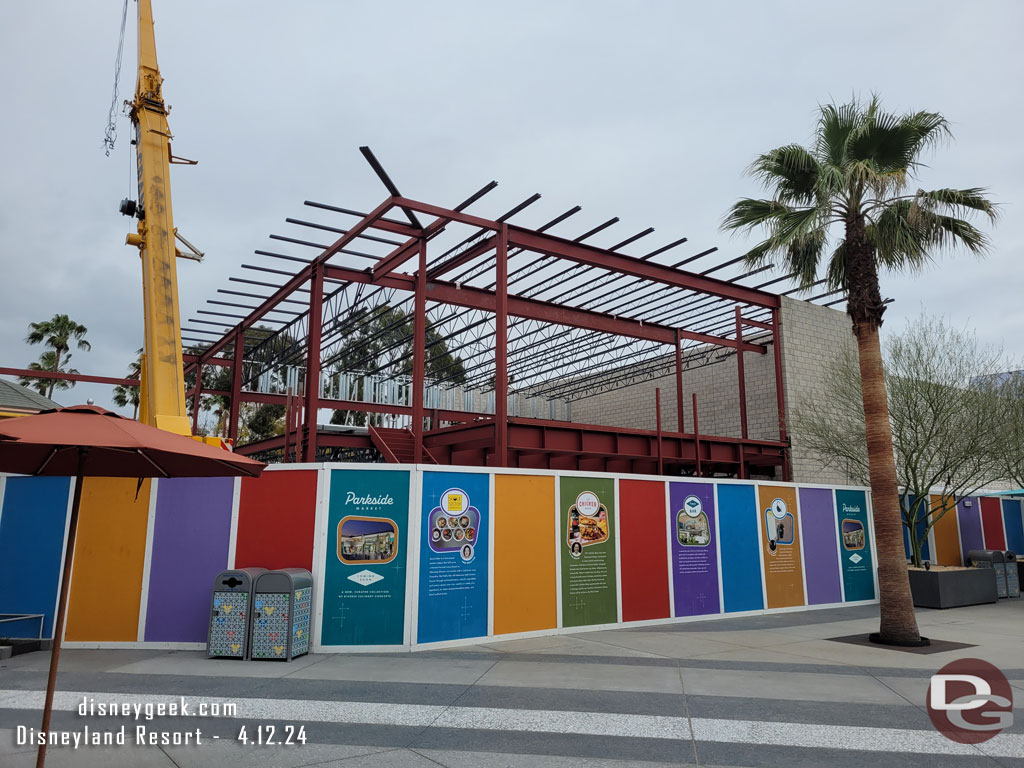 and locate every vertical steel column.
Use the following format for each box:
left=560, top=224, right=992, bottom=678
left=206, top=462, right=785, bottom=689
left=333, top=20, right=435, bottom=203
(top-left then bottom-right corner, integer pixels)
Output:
left=692, top=393, right=702, bottom=477
left=495, top=224, right=509, bottom=467
left=772, top=306, right=791, bottom=481
left=412, top=239, right=427, bottom=463
left=655, top=387, right=663, bottom=475
left=674, top=329, right=685, bottom=433
left=190, top=362, right=203, bottom=434
left=735, top=307, right=748, bottom=440
left=229, top=332, right=243, bottom=443
left=303, top=265, right=324, bottom=462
